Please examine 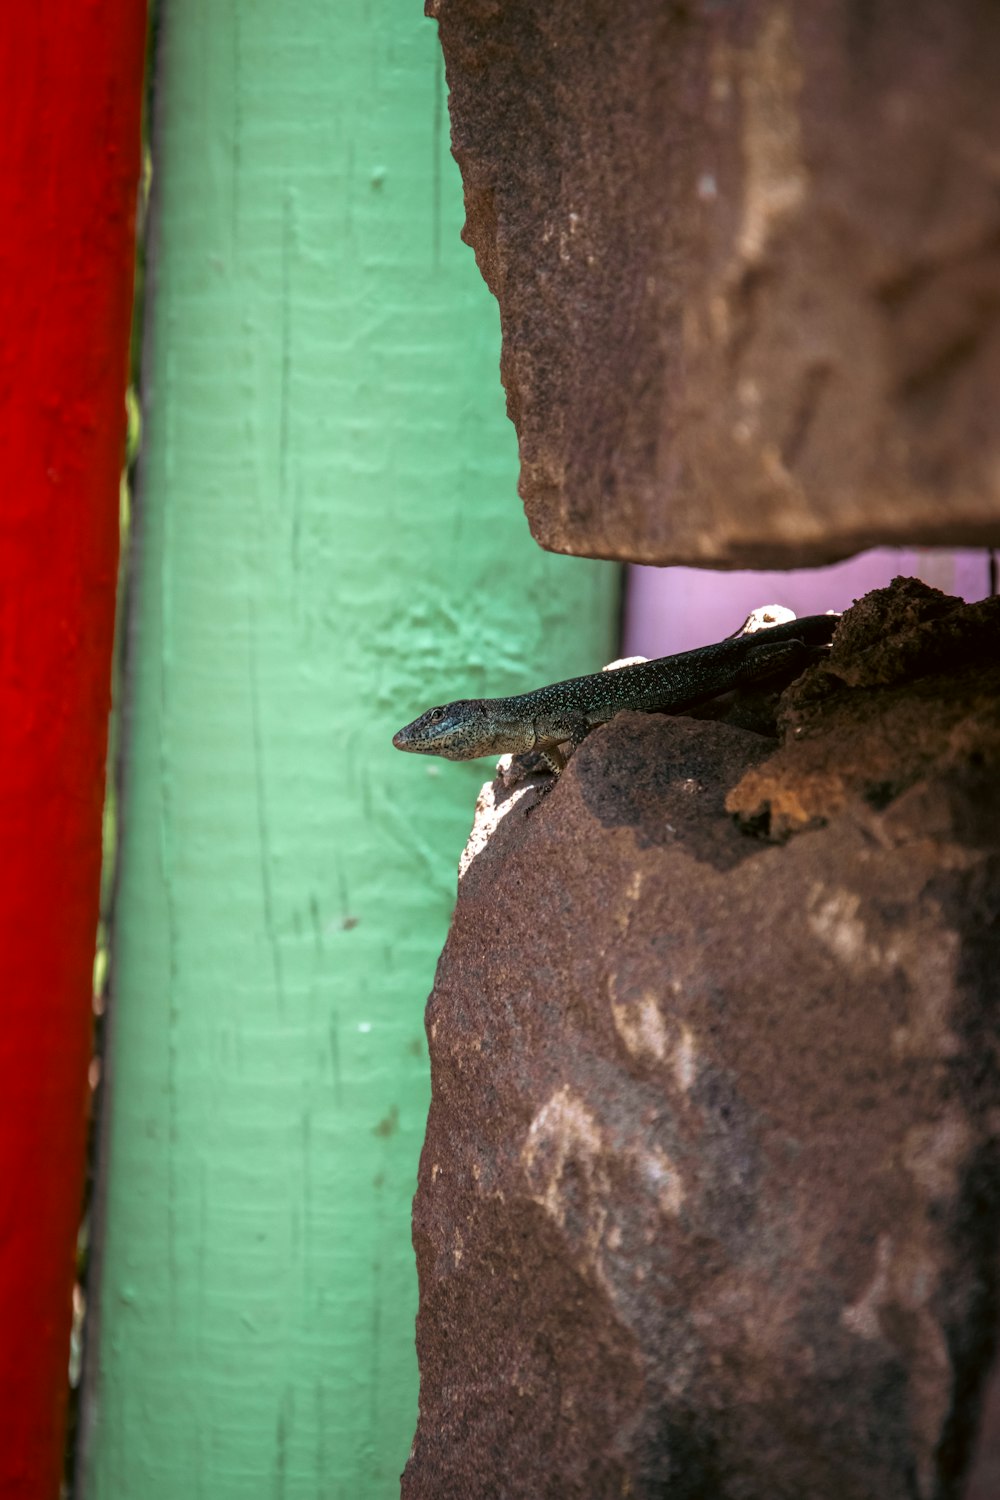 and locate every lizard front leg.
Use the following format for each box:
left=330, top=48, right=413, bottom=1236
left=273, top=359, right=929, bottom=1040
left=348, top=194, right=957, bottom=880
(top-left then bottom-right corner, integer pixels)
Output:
left=534, top=712, right=591, bottom=776
left=532, top=747, right=563, bottom=777
left=505, top=712, right=589, bottom=787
